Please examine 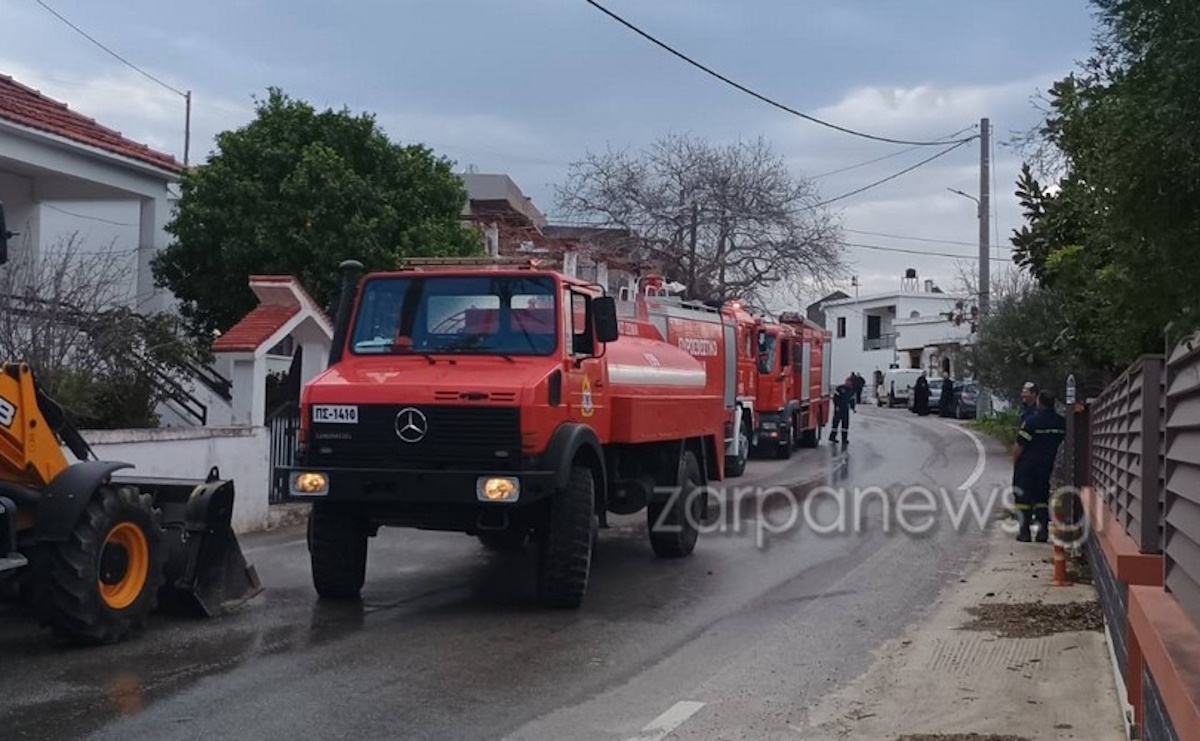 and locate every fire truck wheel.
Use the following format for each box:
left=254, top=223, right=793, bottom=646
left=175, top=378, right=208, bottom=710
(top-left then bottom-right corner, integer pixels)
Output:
left=776, top=423, right=793, bottom=459
left=647, top=449, right=704, bottom=559
left=726, top=420, right=750, bottom=477
left=535, top=465, right=595, bottom=608
left=799, top=425, right=819, bottom=448
left=309, top=503, right=368, bottom=601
